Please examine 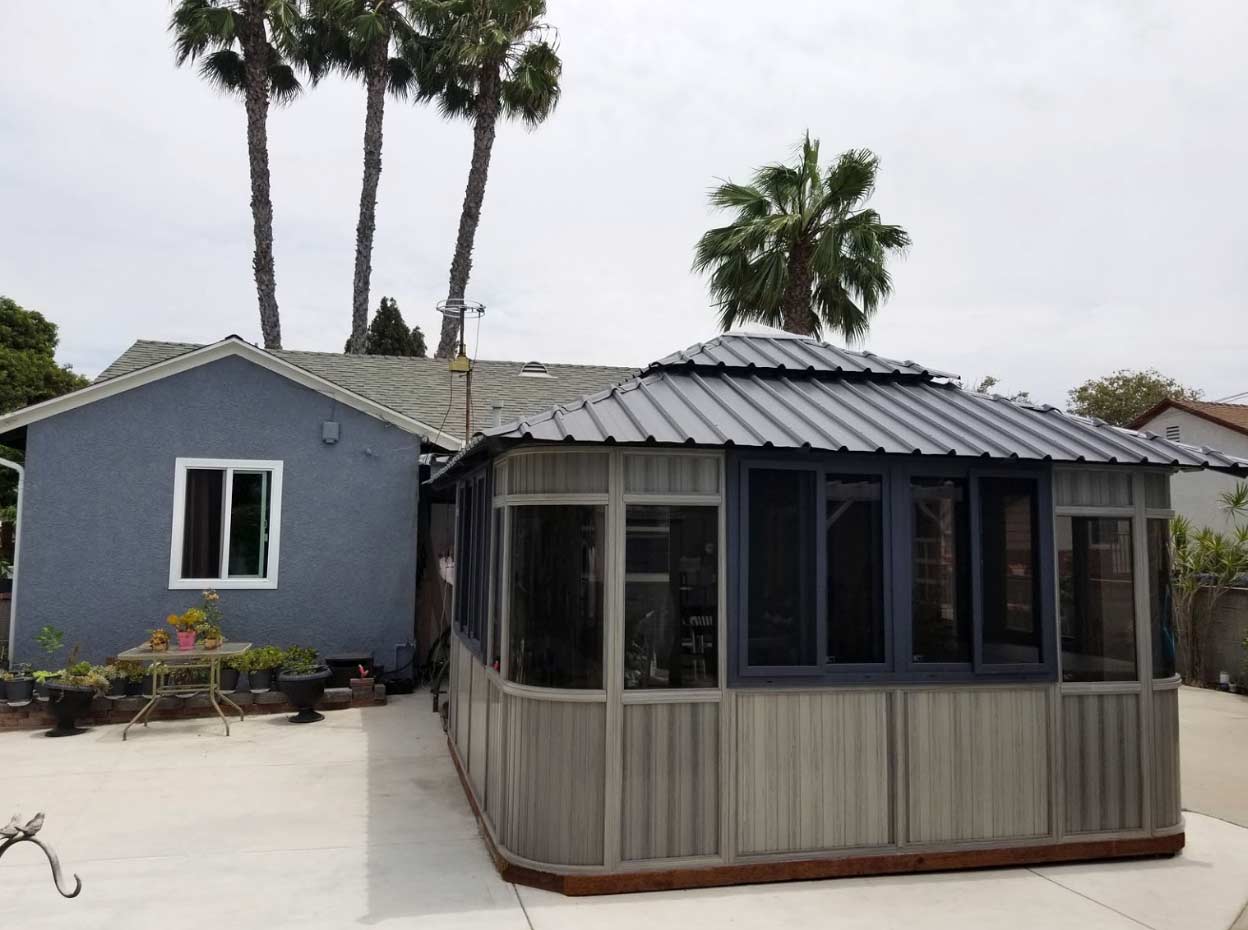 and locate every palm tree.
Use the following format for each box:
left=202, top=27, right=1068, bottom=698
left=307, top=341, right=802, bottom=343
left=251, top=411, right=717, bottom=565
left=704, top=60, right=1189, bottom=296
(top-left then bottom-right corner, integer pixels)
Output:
left=170, top=0, right=303, bottom=350
left=301, top=0, right=421, bottom=354
left=693, top=135, right=911, bottom=341
left=416, top=0, right=562, bottom=359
